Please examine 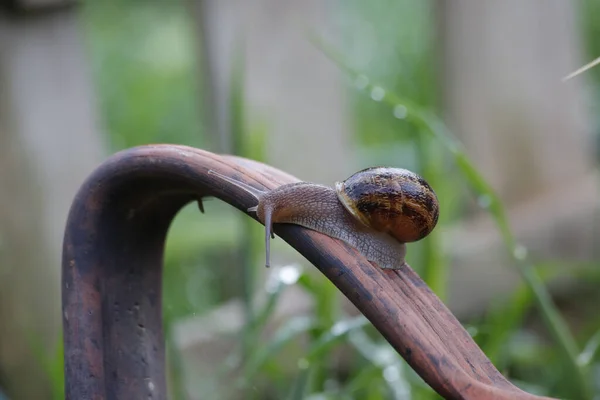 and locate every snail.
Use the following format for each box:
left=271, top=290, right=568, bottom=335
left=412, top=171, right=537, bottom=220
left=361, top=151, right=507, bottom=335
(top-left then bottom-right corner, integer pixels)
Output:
left=208, top=167, right=439, bottom=270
